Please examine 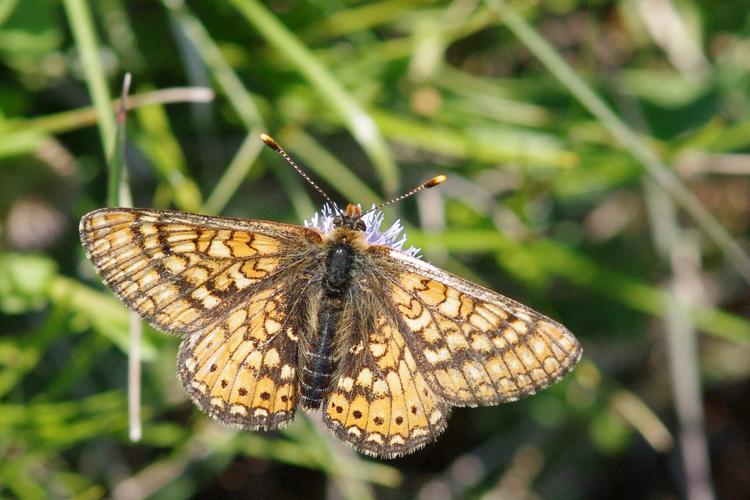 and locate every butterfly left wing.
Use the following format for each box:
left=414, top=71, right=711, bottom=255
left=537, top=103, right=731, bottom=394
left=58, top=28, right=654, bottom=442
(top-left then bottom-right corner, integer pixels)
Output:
left=80, top=208, right=324, bottom=429
left=371, top=249, right=582, bottom=407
